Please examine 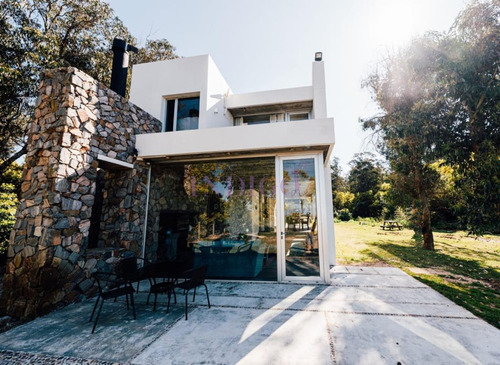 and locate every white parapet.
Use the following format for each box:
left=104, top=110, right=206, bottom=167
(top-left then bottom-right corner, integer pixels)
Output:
left=136, top=118, right=335, bottom=164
